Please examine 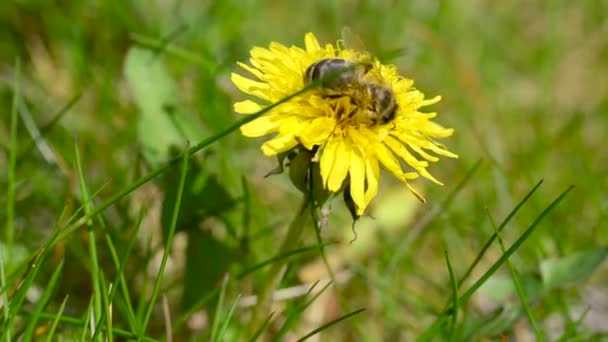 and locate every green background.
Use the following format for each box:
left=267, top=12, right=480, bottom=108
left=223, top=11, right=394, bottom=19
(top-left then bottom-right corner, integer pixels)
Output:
left=1, top=0, right=607, bottom=340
